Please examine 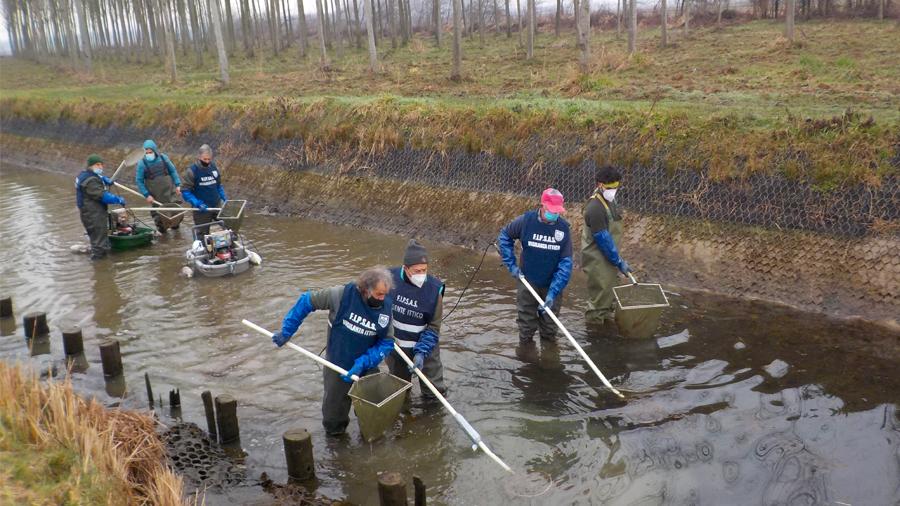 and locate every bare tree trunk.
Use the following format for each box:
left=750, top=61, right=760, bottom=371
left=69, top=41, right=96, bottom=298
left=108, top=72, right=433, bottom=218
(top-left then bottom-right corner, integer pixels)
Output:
left=516, top=0, right=522, bottom=46
left=176, top=0, right=189, bottom=55
left=505, top=0, right=511, bottom=37
left=365, top=0, right=377, bottom=71
left=555, top=0, right=561, bottom=36
left=684, top=0, right=690, bottom=36
left=314, top=0, right=329, bottom=65
left=224, top=0, right=236, bottom=54
left=577, top=0, right=590, bottom=71
left=76, top=0, right=93, bottom=70
left=297, top=0, right=308, bottom=56
left=660, top=0, right=667, bottom=45
left=526, top=0, right=533, bottom=58
left=434, top=0, right=442, bottom=45
left=240, top=0, right=254, bottom=56
left=209, top=0, right=229, bottom=84
left=616, top=0, right=621, bottom=37
left=397, top=0, right=408, bottom=43
left=160, top=0, right=177, bottom=82
left=716, top=0, right=722, bottom=26
left=451, top=0, right=462, bottom=80
left=878, top=0, right=883, bottom=19
left=388, top=0, right=396, bottom=48
left=352, top=0, right=361, bottom=48
left=784, top=0, right=794, bottom=41
left=188, top=0, right=203, bottom=65
left=477, top=0, right=484, bottom=44
left=627, top=0, right=636, bottom=53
